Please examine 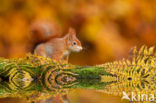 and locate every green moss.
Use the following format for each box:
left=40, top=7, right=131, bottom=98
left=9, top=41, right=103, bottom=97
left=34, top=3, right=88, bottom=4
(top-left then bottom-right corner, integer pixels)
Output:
left=63, top=66, right=112, bottom=90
